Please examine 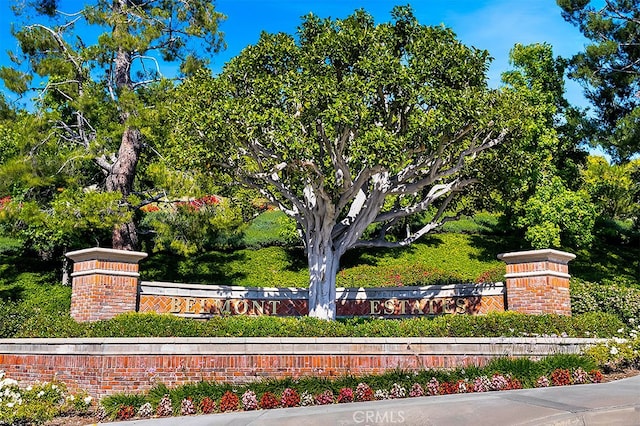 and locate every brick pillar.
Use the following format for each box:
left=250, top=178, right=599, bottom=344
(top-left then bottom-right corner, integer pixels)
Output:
left=498, top=249, right=575, bottom=316
left=66, top=247, right=148, bottom=322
